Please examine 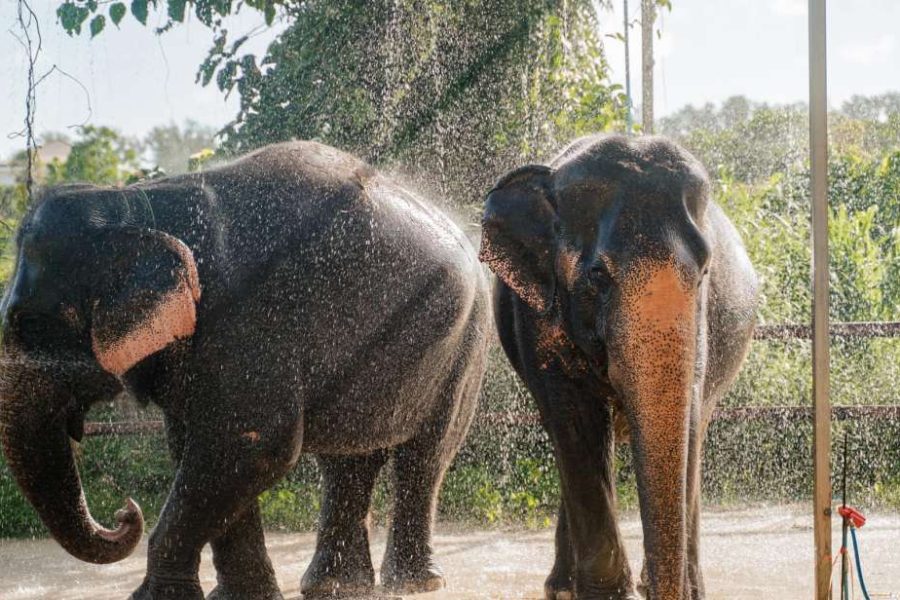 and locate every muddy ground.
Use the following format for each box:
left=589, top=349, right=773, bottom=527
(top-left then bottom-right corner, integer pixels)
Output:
left=1, top=506, right=898, bottom=599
